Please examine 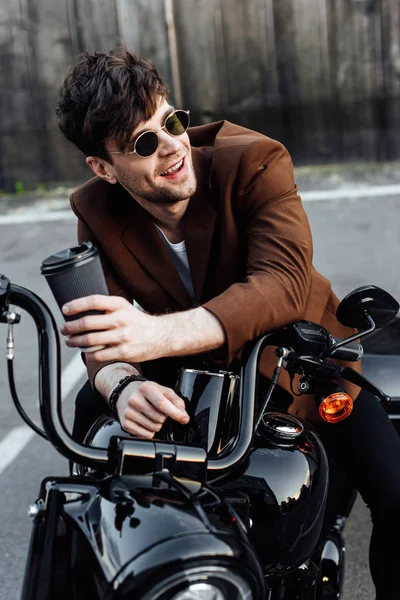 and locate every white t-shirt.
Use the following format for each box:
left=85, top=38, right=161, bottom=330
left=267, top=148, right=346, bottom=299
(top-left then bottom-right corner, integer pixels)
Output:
left=154, top=224, right=196, bottom=303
